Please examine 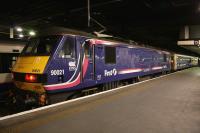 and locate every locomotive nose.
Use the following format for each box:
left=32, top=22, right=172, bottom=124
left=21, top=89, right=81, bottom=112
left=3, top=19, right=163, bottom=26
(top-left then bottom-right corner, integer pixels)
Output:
left=12, top=56, right=49, bottom=94
left=12, top=56, right=49, bottom=74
